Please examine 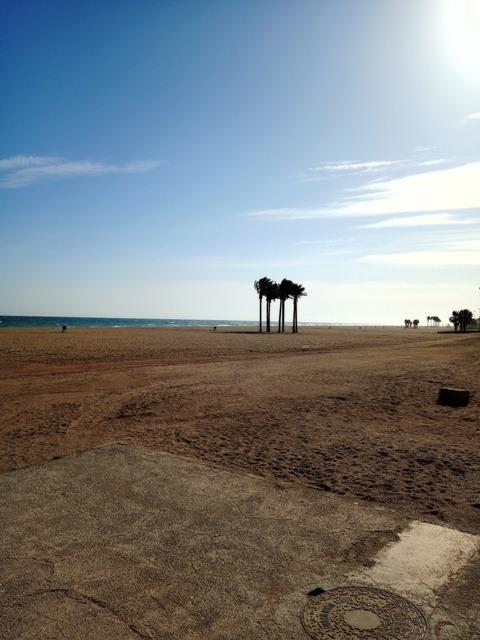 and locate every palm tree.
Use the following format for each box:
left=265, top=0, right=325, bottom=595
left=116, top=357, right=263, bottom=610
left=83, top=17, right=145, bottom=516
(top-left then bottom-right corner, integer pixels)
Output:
left=290, top=282, right=307, bottom=333
left=277, top=278, right=294, bottom=333
left=404, top=318, right=411, bottom=328
left=459, top=308, right=473, bottom=333
left=426, top=315, right=431, bottom=326
left=449, top=311, right=460, bottom=332
left=265, top=280, right=279, bottom=333
left=413, top=319, right=419, bottom=328
left=254, top=277, right=271, bottom=333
